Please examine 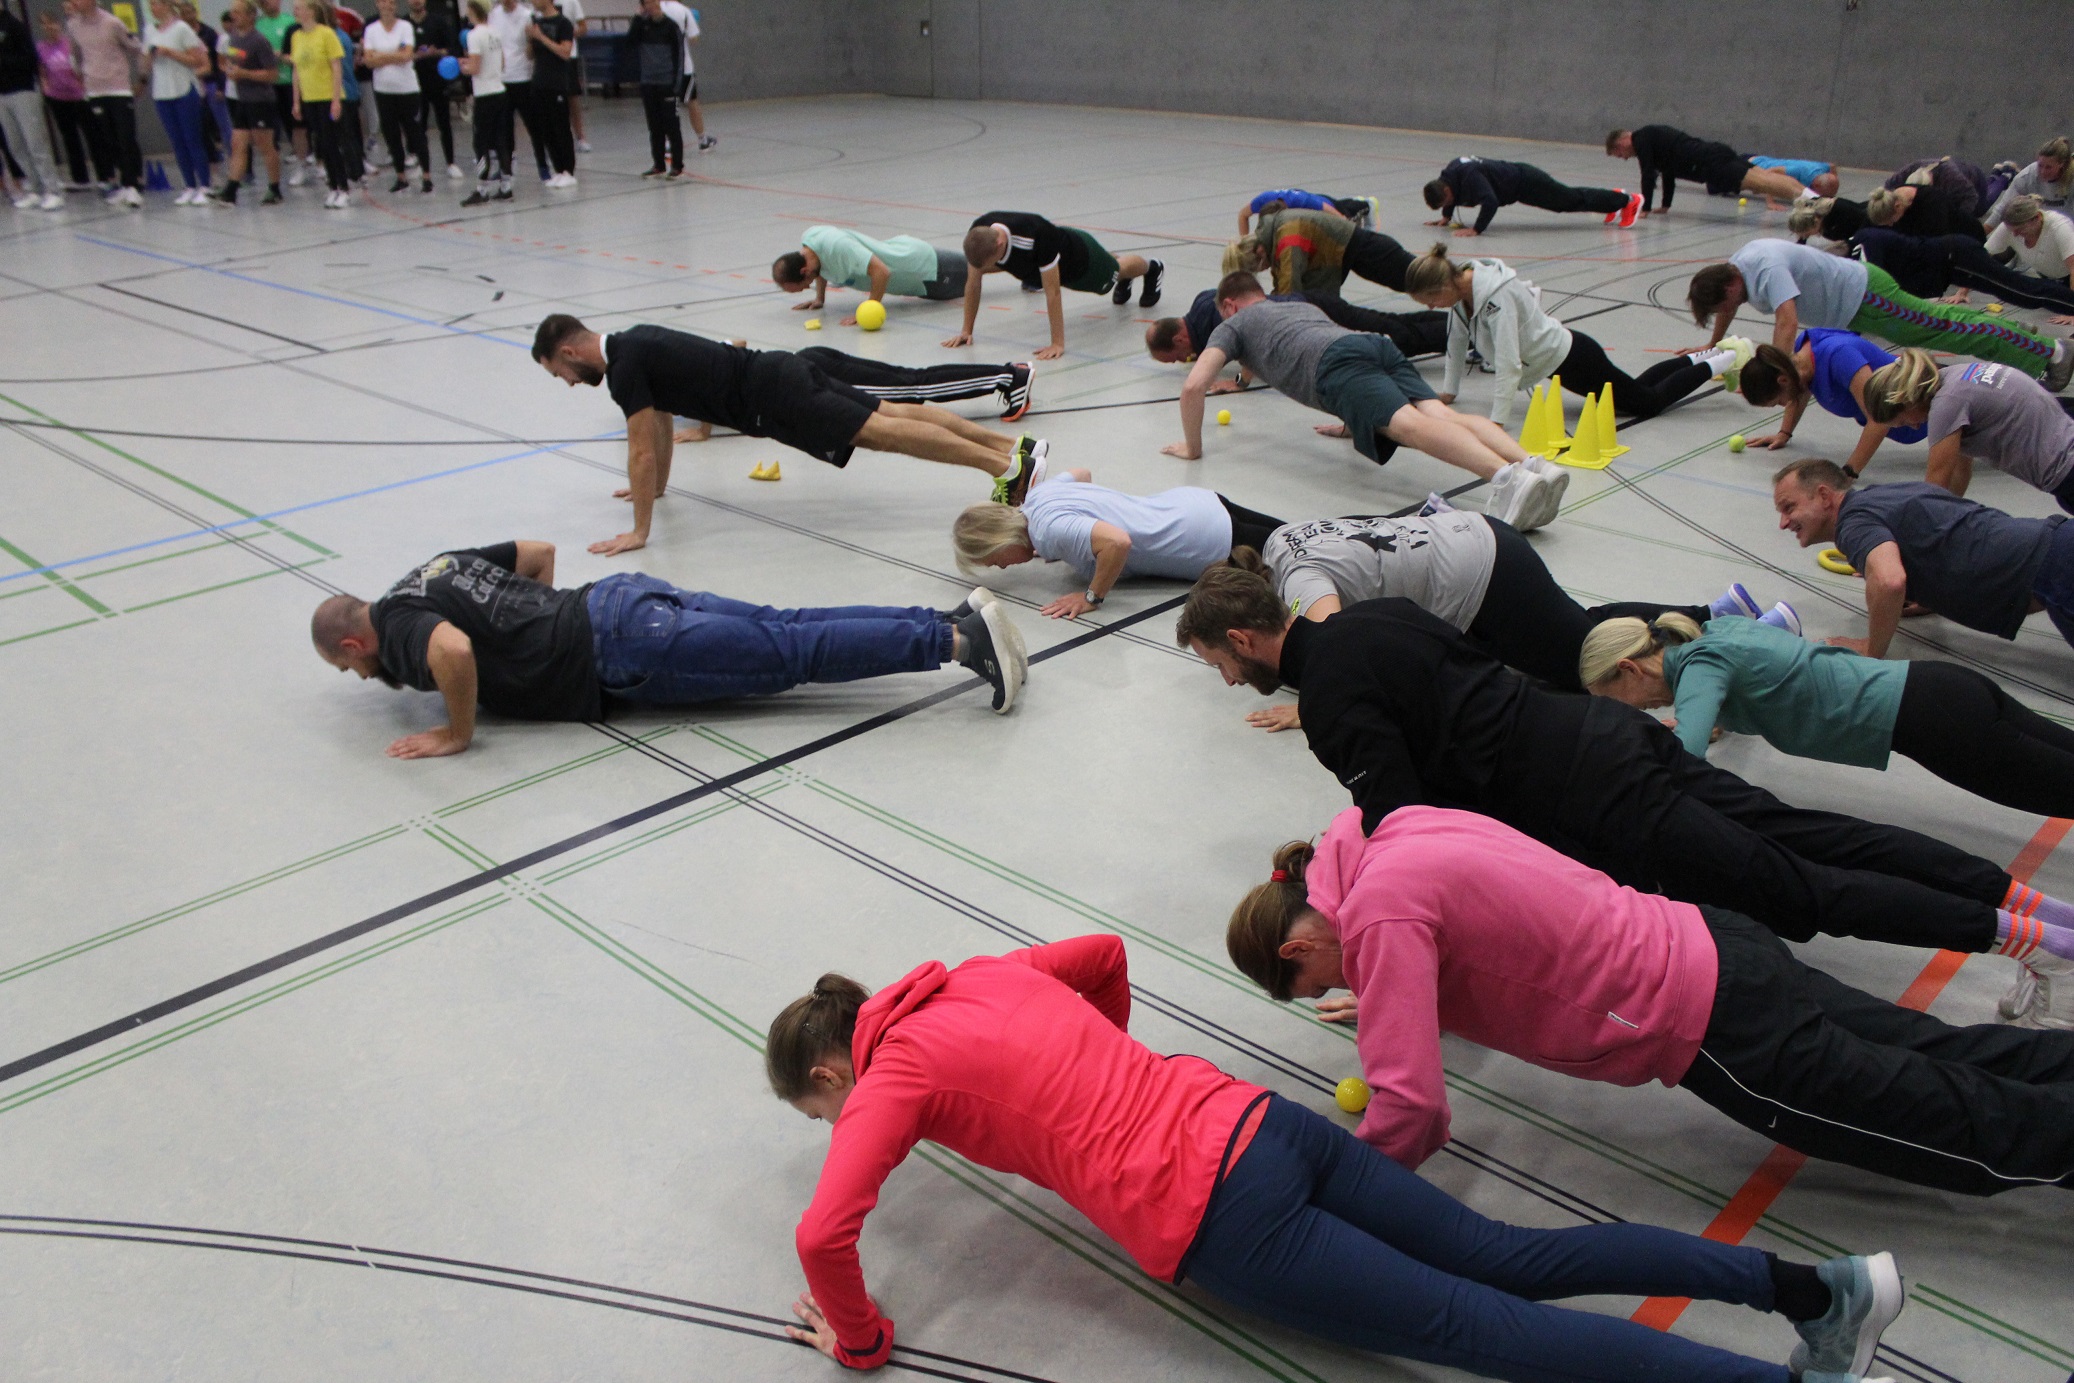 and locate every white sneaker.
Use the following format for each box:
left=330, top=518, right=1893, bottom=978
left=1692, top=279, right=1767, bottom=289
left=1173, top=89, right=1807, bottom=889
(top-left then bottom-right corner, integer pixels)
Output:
left=122, top=186, right=142, bottom=207
left=103, top=185, right=124, bottom=202
left=39, top=193, right=62, bottom=210
left=576, top=138, right=591, bottom=153
left=1486, top=461, right=1568, bottom=532
left=446, top=162, right=465, bottom=180
left=2003, top=952, right=2074, bottom=1029
left=11, top=194, right=36, bottom=209
left=289, top=164, right=307, bottom=186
